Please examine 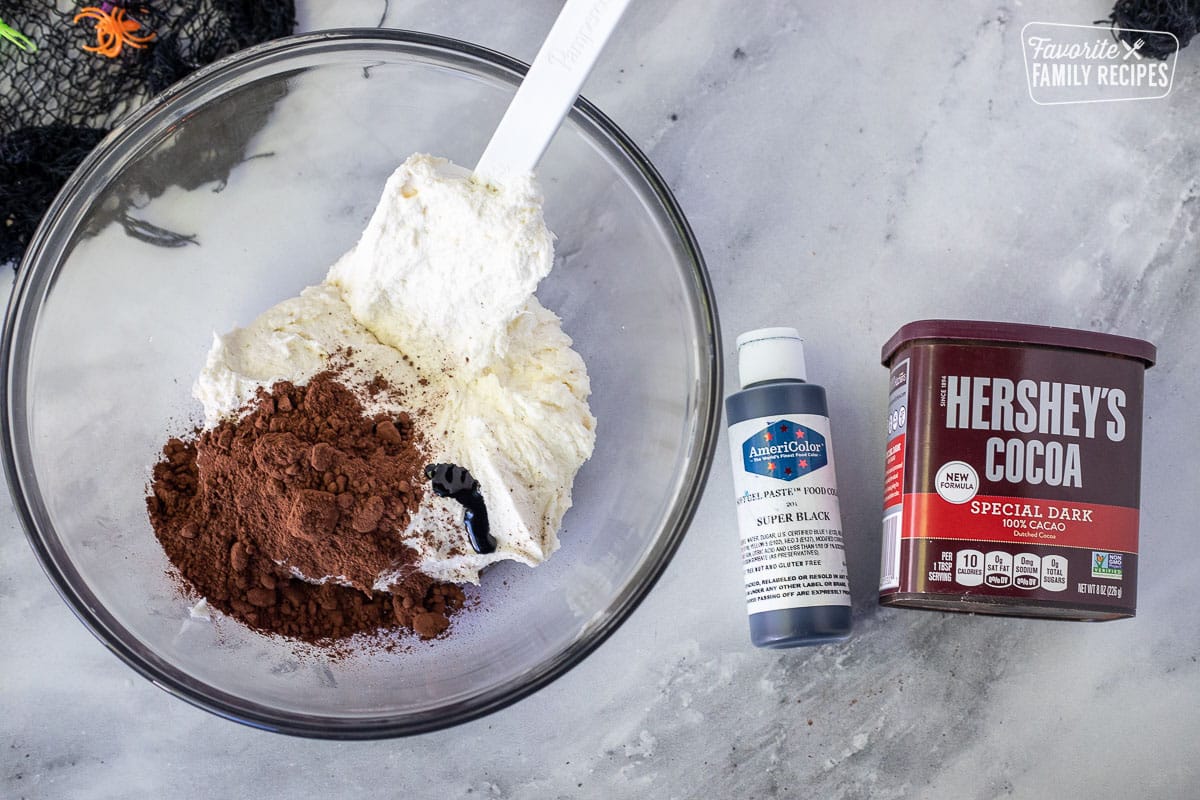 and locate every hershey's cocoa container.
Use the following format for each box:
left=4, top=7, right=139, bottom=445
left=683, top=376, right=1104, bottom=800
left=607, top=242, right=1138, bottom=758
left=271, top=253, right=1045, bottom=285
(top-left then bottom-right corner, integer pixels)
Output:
left=879, top=320, right=1155, bottom=620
